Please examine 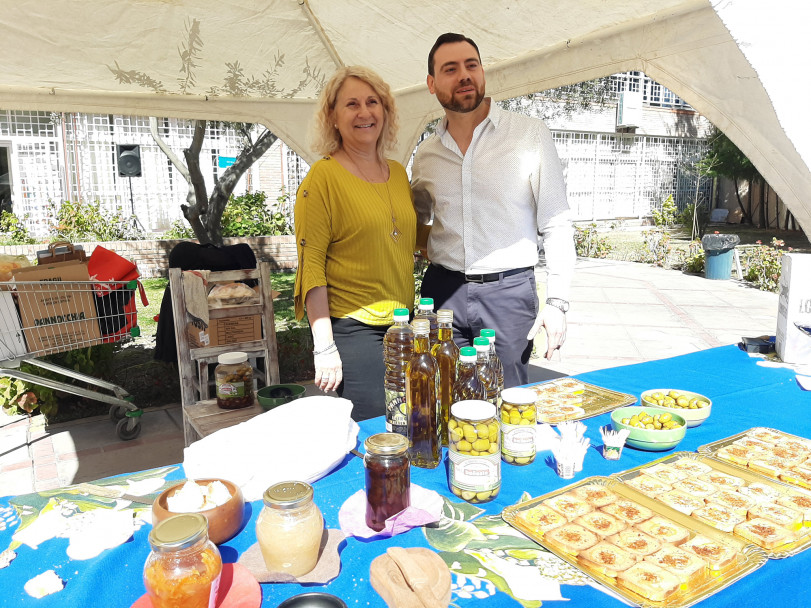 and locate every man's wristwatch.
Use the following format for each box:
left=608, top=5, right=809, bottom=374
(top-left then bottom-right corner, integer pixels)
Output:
left=545, top=297, right=570, bottom=313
